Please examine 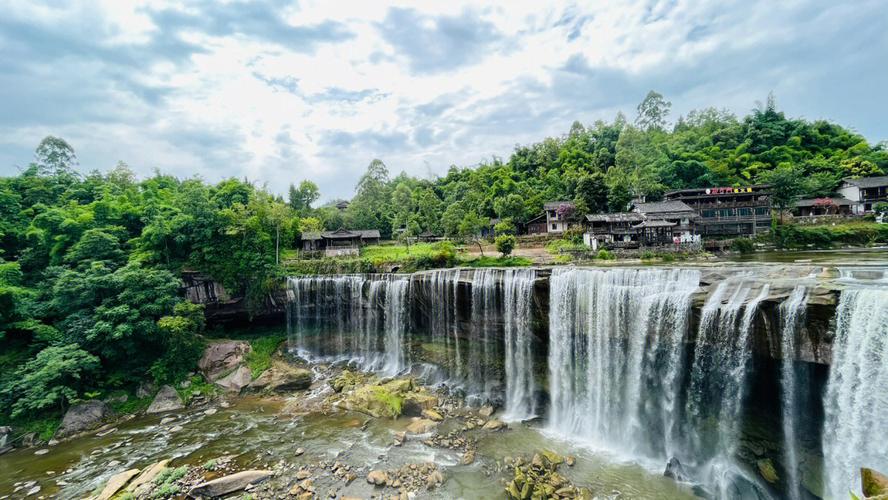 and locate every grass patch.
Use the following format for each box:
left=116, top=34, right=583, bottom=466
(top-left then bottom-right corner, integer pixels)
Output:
left=545, top=239, right=588, bottom=255
left=111, top=394, right=152, bottom=415
left=152, top=465, right=188, bottom=498
left=175, top=374, right=218, bottom=405
left=10, top=416, right=61, bottom=442
left=360, top=242, right=441, bottom=261
left=461, top=256, right=532, bottom=267
left=245, top=335, right=287, bottom=378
